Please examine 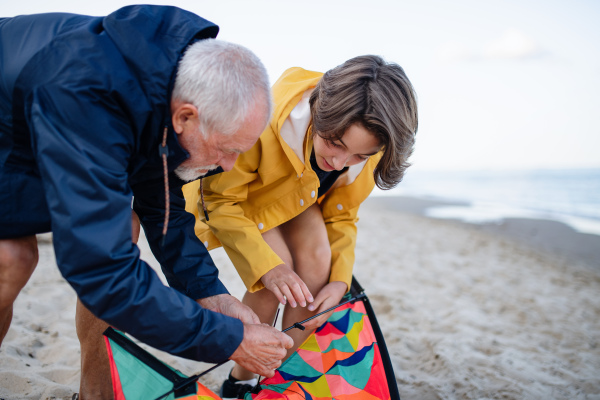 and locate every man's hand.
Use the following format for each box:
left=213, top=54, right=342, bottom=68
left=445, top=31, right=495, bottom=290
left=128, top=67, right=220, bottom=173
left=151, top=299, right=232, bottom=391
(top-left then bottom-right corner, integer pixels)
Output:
left=230, top=324, right=293, bottom=378
left=302, top=281, right=348, bottom=330
left=197, top=294, right=260, bottom=324
left=260, top=264, right=314, bottom=308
